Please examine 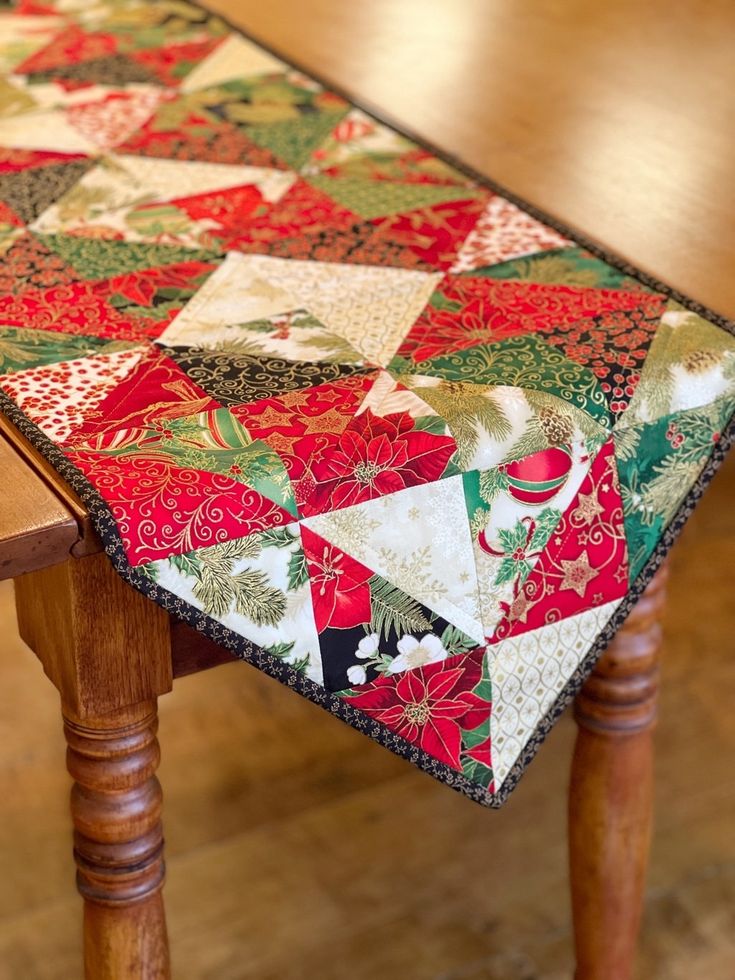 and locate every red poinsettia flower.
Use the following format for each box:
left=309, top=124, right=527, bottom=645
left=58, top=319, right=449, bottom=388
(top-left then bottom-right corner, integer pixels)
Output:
left=305, top=410, right=456, bottom=514
left=301, top=527, right=373, bottom=632
left=343, top=653, right=489, bottom=770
